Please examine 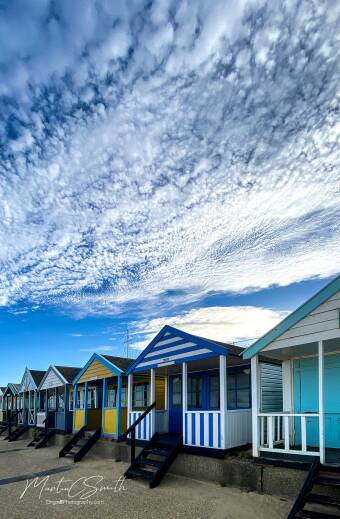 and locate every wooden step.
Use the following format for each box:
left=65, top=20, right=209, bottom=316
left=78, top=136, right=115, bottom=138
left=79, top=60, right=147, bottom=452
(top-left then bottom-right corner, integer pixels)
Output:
left=126, top=467, right=154, bottom=480
left=306, top=493, right=340, bottom=508
left=315, top=477, right=340, bottom=487
left=144, top=447, right=170, bottom=457
left=138, top=458, right=162, bottom=468
left=296, top=511, right=340, bottom=519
